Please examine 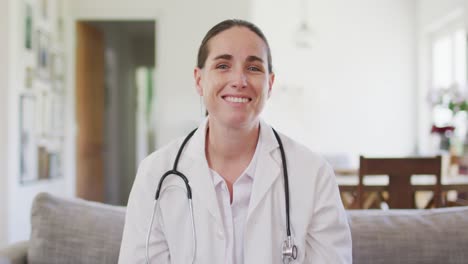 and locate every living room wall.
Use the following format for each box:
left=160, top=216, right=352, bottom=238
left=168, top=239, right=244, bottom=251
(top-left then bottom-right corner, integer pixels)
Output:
left=0, top=0, right=11, bottom=248
left=253, top=0, right=417, bottom=164
left=4, top=0, right=73, bottom=244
